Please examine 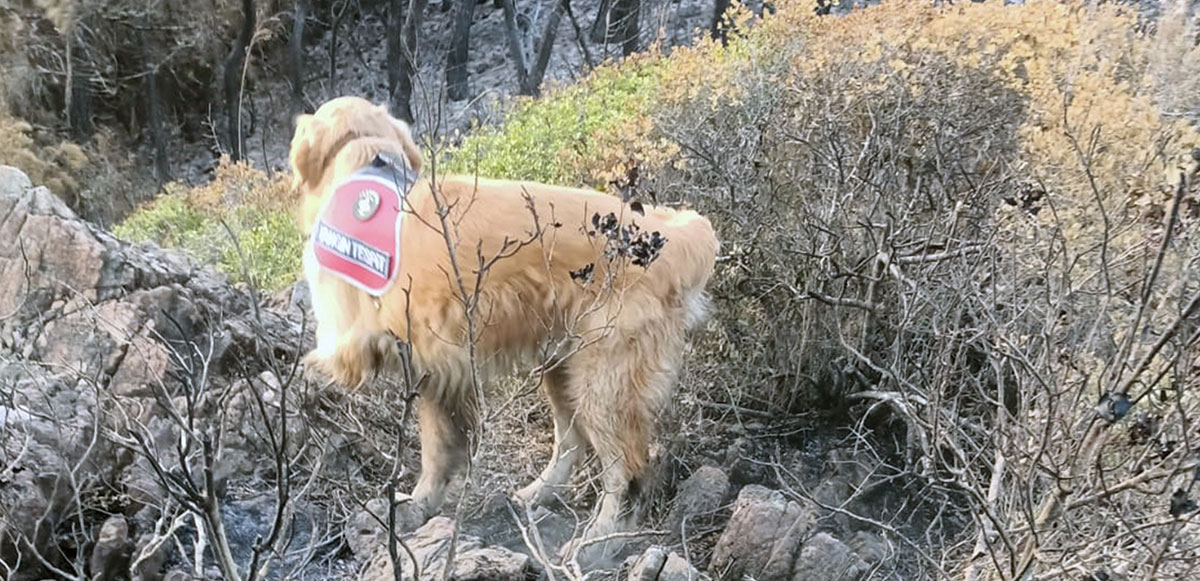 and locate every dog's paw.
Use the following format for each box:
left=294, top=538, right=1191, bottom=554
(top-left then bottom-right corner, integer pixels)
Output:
left=305, top=348, right=365, bottom=388
left=514, top=481, right=567, bottom=508
left=364, top=332, right=403, bottom=372
left=391, top=492, right=432, bottom=532
left=302, top=333, right=402, bottom=388
left=302, top=349, right=346, bottom=385
left=558, top=534, right=622, bottom=571
left=512, top=480, right=544, bottom=508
